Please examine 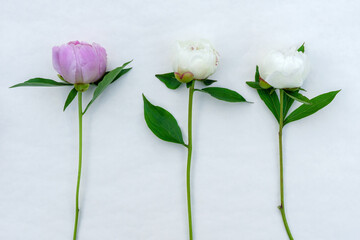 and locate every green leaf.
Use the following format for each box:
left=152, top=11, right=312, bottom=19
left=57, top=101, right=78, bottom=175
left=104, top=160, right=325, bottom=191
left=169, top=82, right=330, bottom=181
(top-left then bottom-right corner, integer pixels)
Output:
left=57, top=74, right=68, bottom=83
left=93, top=68, right=132, bottom=86
left=283, top=91, right=296, bottom=118
left=63, top=88, right=77, bottom=111
left=255, top=65, right=260, bottom=82
left=202, top=79, right=217, bottom=86
left=143, top=94, right=185, bottom=145
left=284, top=90, right=340, bottom=125
left=199, top=87, right=247, bottom=102
left=257, top=88, right=280, bottom=123
left=251, top=66, right=280, bottom=122
left=246, top=81, right=262, bottom=89
left=83, top=60, right=132, bottom=114
left=284, top=91, right=311, bottom=105
left=155, top=72, right=182, bottom=90
left=10, top=78, right=72, bottom=88
left=112, top=67, right=132, bottom=84
left=298, top=43, right=305, bottom=53
left=285, top=87, right=305, bottom=92
left=186, top=81, right=193, bottom=88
